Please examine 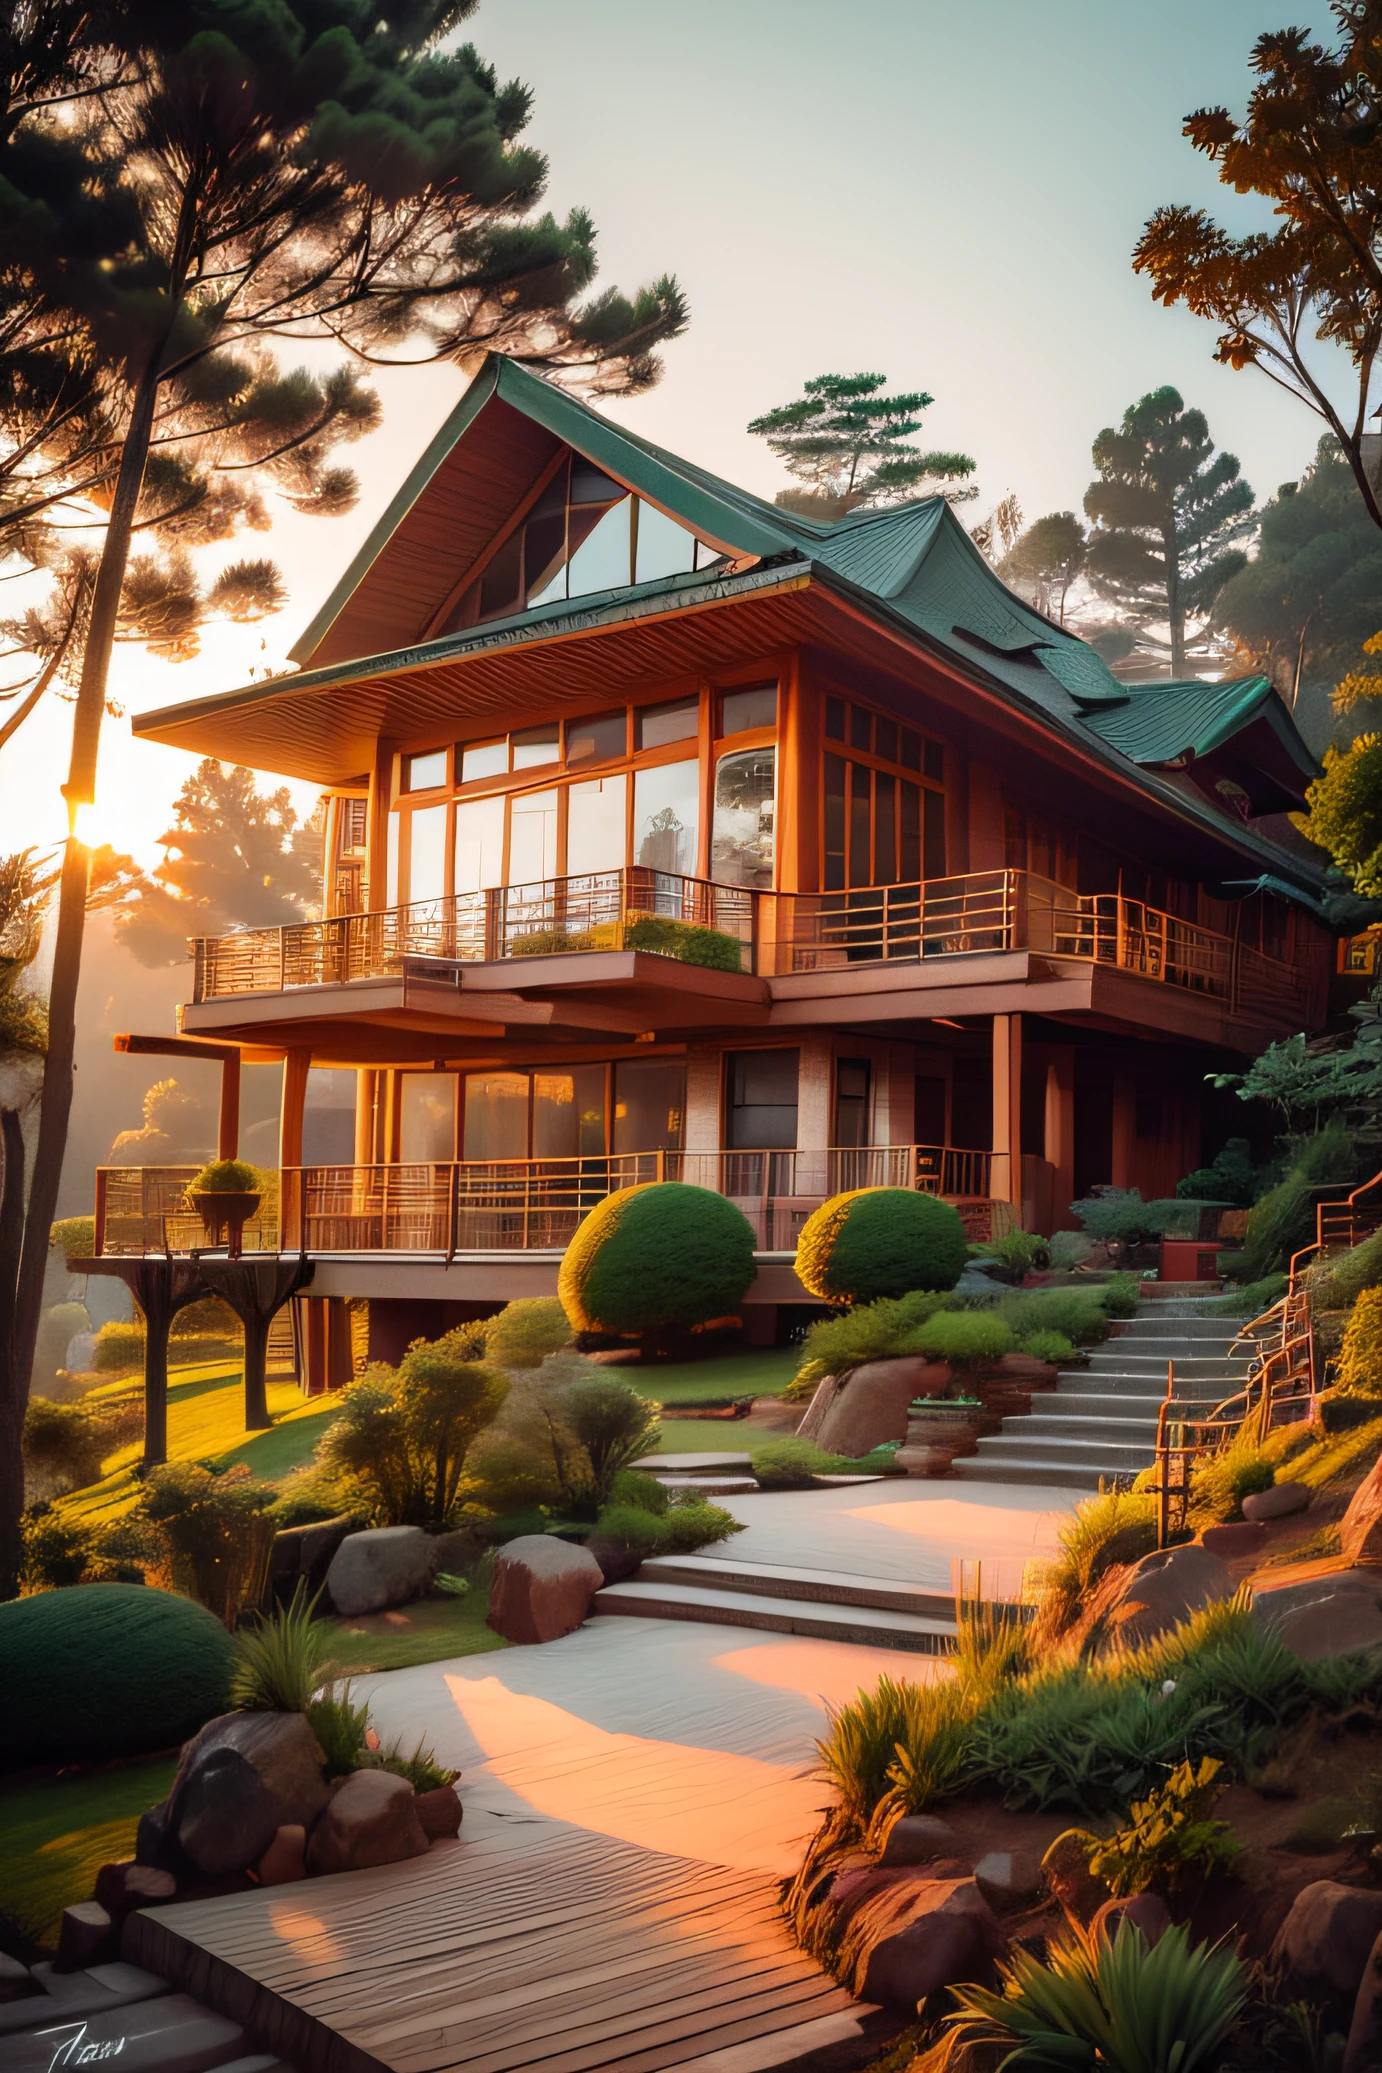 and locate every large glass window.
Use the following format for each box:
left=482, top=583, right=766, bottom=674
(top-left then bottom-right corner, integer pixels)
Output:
left=511, top=725, right=559, bottom=772
left=566, top=495, right=633, bottom=596
left=509, top=787, right=558, bottom=885
left=533, top=1066, right=607, bottom=1159
left=566, top=774, right=627, bottom=877
left=823, top=754, right=935, bottom=891
left=461, top=738, right=507, bottom=783
left=567, top=710, right=627, bottom=764
left=722, top=682, right=777, bottom=735
left=401, top=1074, right=457, bottom=1162
left=454, top=794, right=505, bottom=893
left=635, top=501, right=697, bottom=585
left=404, top=750, right=447, bottom=792
left=637, top=695, right=698, bottom=750
left=726, top=1049, right=799, bottom=1149
left=614, top=1059, right=685, bottom=1153
left=634, top=758, right=699, bottom=875
left=463, top=1071, right=529, bottom=1161
left=713, top=747, right=776, bottom=888
left=407, top=802, right=448, bottom=903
